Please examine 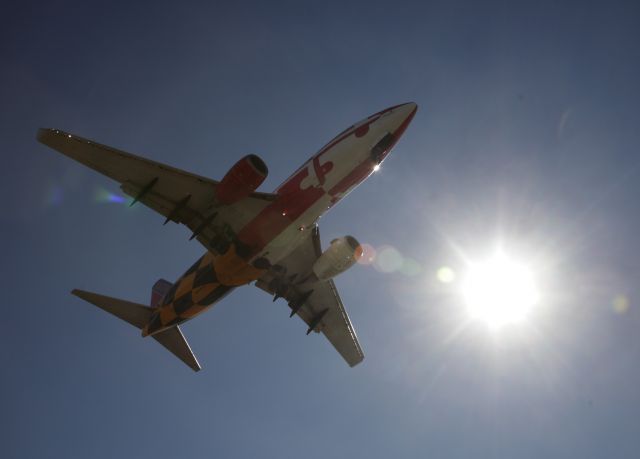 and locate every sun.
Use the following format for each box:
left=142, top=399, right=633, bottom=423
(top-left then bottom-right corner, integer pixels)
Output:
left=462, top=251, right=539, bottom=328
